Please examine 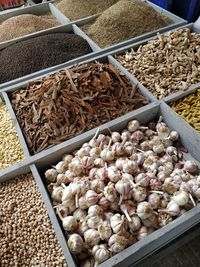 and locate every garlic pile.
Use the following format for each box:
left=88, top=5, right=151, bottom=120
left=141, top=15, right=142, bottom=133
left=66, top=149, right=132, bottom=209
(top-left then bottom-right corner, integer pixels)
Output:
left=45, top=117, right=199, bottom=266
